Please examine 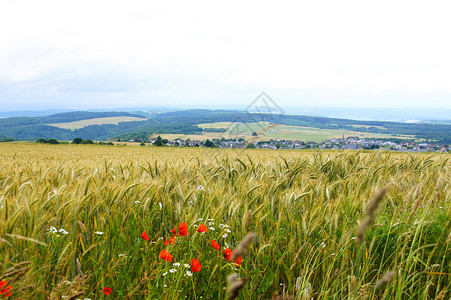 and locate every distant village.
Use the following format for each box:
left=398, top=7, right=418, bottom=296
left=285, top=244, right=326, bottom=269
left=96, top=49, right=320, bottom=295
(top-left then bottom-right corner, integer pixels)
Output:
left=127, top=136, right=451, bottom=153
